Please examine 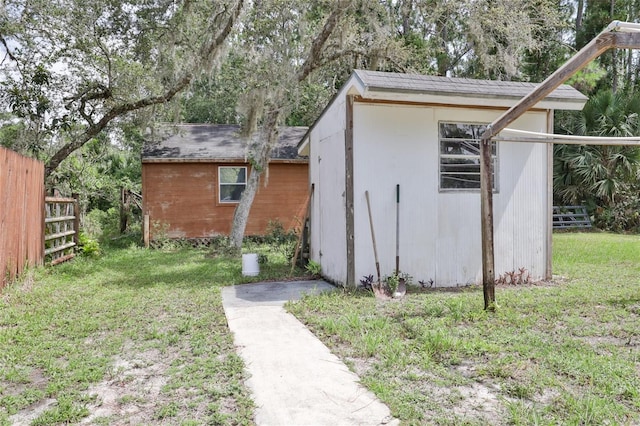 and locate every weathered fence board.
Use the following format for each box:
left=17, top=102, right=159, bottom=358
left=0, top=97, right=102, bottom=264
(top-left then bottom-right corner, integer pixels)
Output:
left=0, top=147, right=45, bottom=289
left=44, top=197, right=79, bottom=265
